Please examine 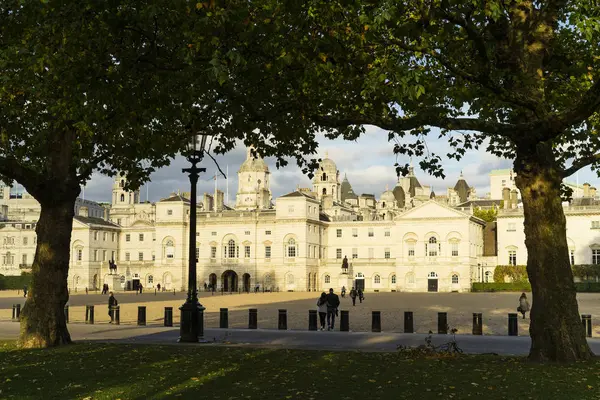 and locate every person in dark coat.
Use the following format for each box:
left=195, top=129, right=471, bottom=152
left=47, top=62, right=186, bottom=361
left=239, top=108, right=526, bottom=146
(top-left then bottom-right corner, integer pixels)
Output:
left=349, top=287, right=358, bottom=306
left=317, top=292, right=328, bottom=330
left=517, top=292, right=530, bottom=319
left=325, top=288, right=340, bottom=331
left=157, top=283, right=161, bottom=292
left=357, top=288, right=364, bottom=303
left=23, top=285, right=28, bottom=298
left=108, top=292, right=118, bottom=323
